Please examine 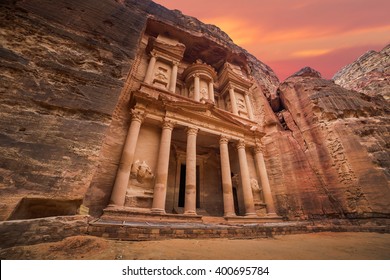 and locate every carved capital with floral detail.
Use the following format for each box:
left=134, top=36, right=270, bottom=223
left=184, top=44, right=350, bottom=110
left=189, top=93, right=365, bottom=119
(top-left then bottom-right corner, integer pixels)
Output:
left=253, top=142, right=265, bottom=154
left=130, top=109, right=146, bottom=123
left=219, top=135, right=230, bottom=145
left=162, top=118, right=175, bottom=130
left=236, top=139, right=246, bottom=150
left=186, top=126, right=199, bottom=136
